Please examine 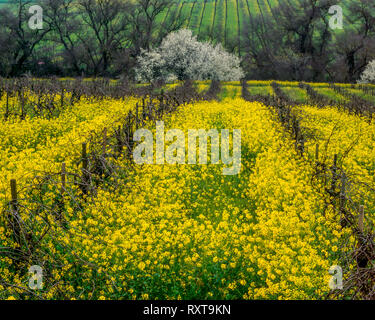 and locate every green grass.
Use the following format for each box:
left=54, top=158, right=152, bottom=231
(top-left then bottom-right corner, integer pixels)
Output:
left=238, top=0, right=249, bottom=33
left=213, top=0, right=225, bottom=44
left=199, top=2, right=215, bottom=40
left=346, top=89, right=375, bottom=104
left=314, top=87, right=349, bottom=104
left=248, top=84, right=273, bottom=96
left=281, top=86, right=309, bottom=104
left=219, top=84, right=241, bottom=100
left=225, top=0, right=238, bottom=45
left=161, top=81, right=375, bottom=104
left=248, top=0, right=260, bottom=15
left=188, top=0, right=204, bottom=30
left=183, top=2, right=196, bottom=28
